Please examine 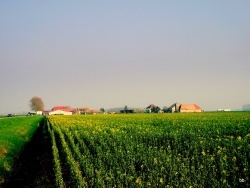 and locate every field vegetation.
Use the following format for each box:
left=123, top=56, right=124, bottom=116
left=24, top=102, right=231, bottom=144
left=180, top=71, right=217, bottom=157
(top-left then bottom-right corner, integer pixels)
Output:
left=0, top=116, right=43, bottom=184
left=47, top=112, right=250, bottom=187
